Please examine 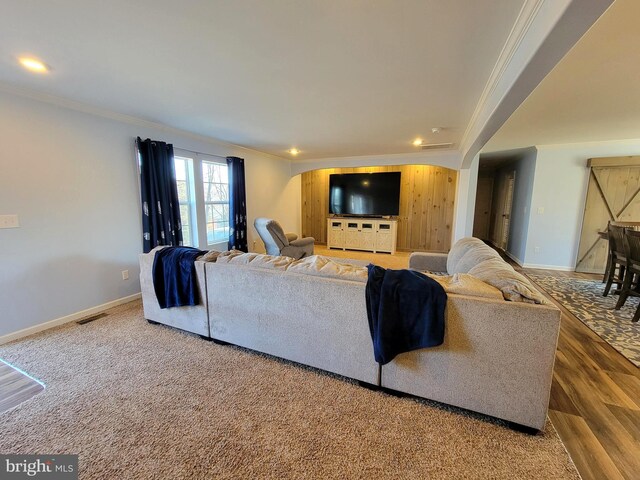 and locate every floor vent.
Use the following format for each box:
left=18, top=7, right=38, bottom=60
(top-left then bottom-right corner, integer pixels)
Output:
left=77, top=313, right=108, bottom=325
